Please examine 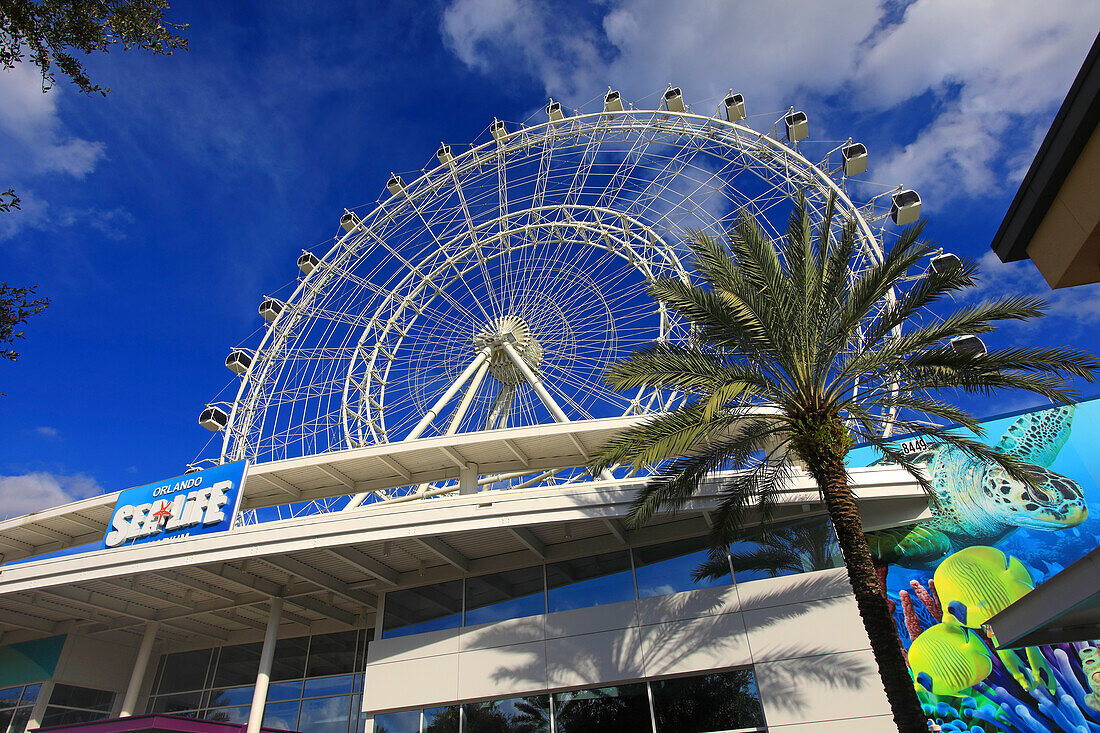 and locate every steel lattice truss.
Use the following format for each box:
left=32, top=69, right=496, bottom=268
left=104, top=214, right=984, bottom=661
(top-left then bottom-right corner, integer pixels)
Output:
left=196, top=100, right=906, bottom=522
